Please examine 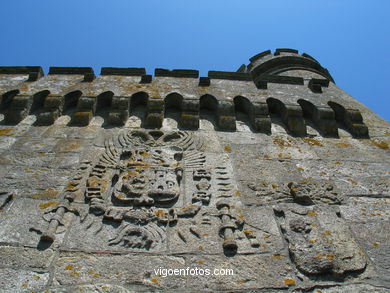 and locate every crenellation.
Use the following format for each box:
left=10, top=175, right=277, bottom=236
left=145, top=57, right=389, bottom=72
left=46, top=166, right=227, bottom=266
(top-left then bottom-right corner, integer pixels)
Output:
left=0, top=49, right=372, bottom=138
left=308, top=78, right=330, bottom=93
left=49, top=67, right=95, bottom=83
left=155, top=68, right=199, bottom=78
left=100, top=67, right=146, bottom=76
left=253, top=74, right=304, bottom=89
left=140, top=74, right=152, bottom=84
left=248, top=49, right=272, bottom=63
left=208, top=70, right=252, bottom=81
left=198, top=76, right=210, bottom=86
left=0, top=66, right=43, bottom=82
left=274, top=48, right=299, bottom=55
